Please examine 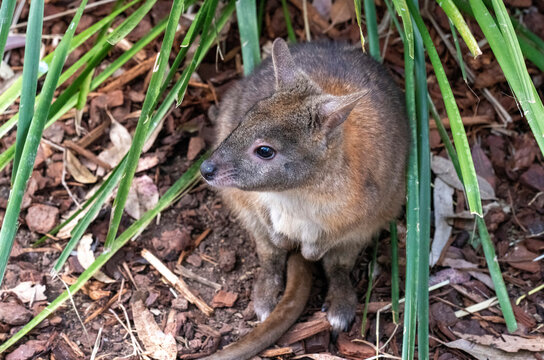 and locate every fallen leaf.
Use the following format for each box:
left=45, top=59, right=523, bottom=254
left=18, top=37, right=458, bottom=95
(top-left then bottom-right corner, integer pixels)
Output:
left=0, top=282, right=46, bottom=303
left=431, top=177, right=454, bottom=266
left=431, top=155, right=495, bottom=200
left=125, top=175, right=159, bottom=219
left=452, top=332, right=544, bottom=352
left=97, top=119, right=132, bottom=172
left=65, top=150, right=97, bottom=184
left=25, top=204, right=59, bottom=234
left=76, top=234, right=115, bottom=283
left=445, top=339, right=535, bottom=360
left=131, top=291, right=177, bottom=360
left=330, top=0, right=354, bottom=25
left=187, top=136, right=206, bottom=161
left=505, top=244, right=540, bottom=273
left=211, top=290, right=238, bottom=308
